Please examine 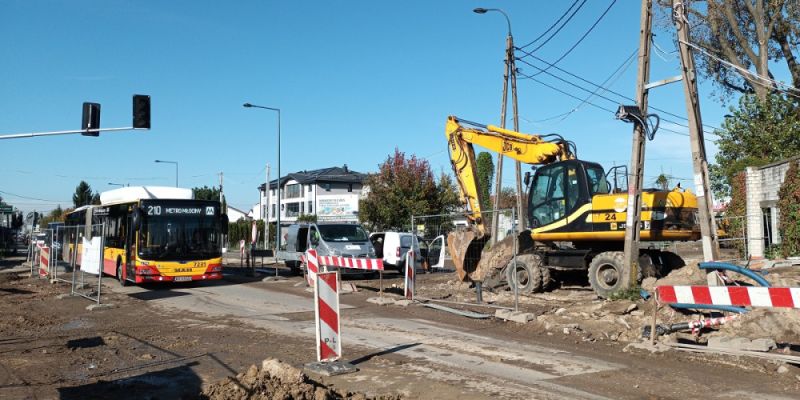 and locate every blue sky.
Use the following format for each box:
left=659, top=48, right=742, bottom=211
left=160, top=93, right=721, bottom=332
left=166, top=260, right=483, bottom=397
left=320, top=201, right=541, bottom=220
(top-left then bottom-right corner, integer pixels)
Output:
left=1, top=1, right=746, bottom=215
